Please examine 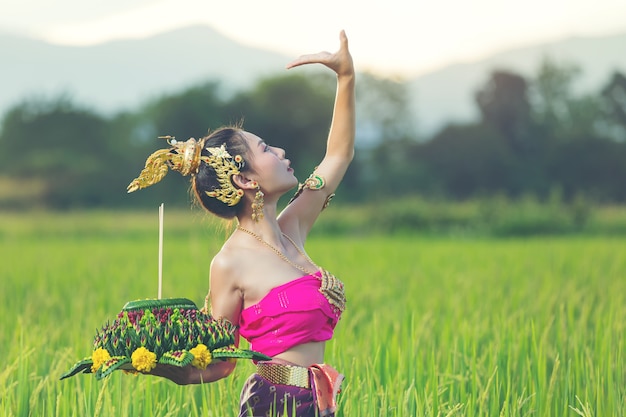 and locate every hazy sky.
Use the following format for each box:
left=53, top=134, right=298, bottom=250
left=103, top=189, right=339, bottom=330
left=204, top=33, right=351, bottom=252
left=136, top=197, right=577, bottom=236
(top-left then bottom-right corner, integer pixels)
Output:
left=2, top=0, right=626, bottom=77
